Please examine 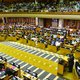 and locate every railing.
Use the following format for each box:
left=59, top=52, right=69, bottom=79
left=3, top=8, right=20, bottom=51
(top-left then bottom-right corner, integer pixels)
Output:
left=0, top=12, right=80, bottom=15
